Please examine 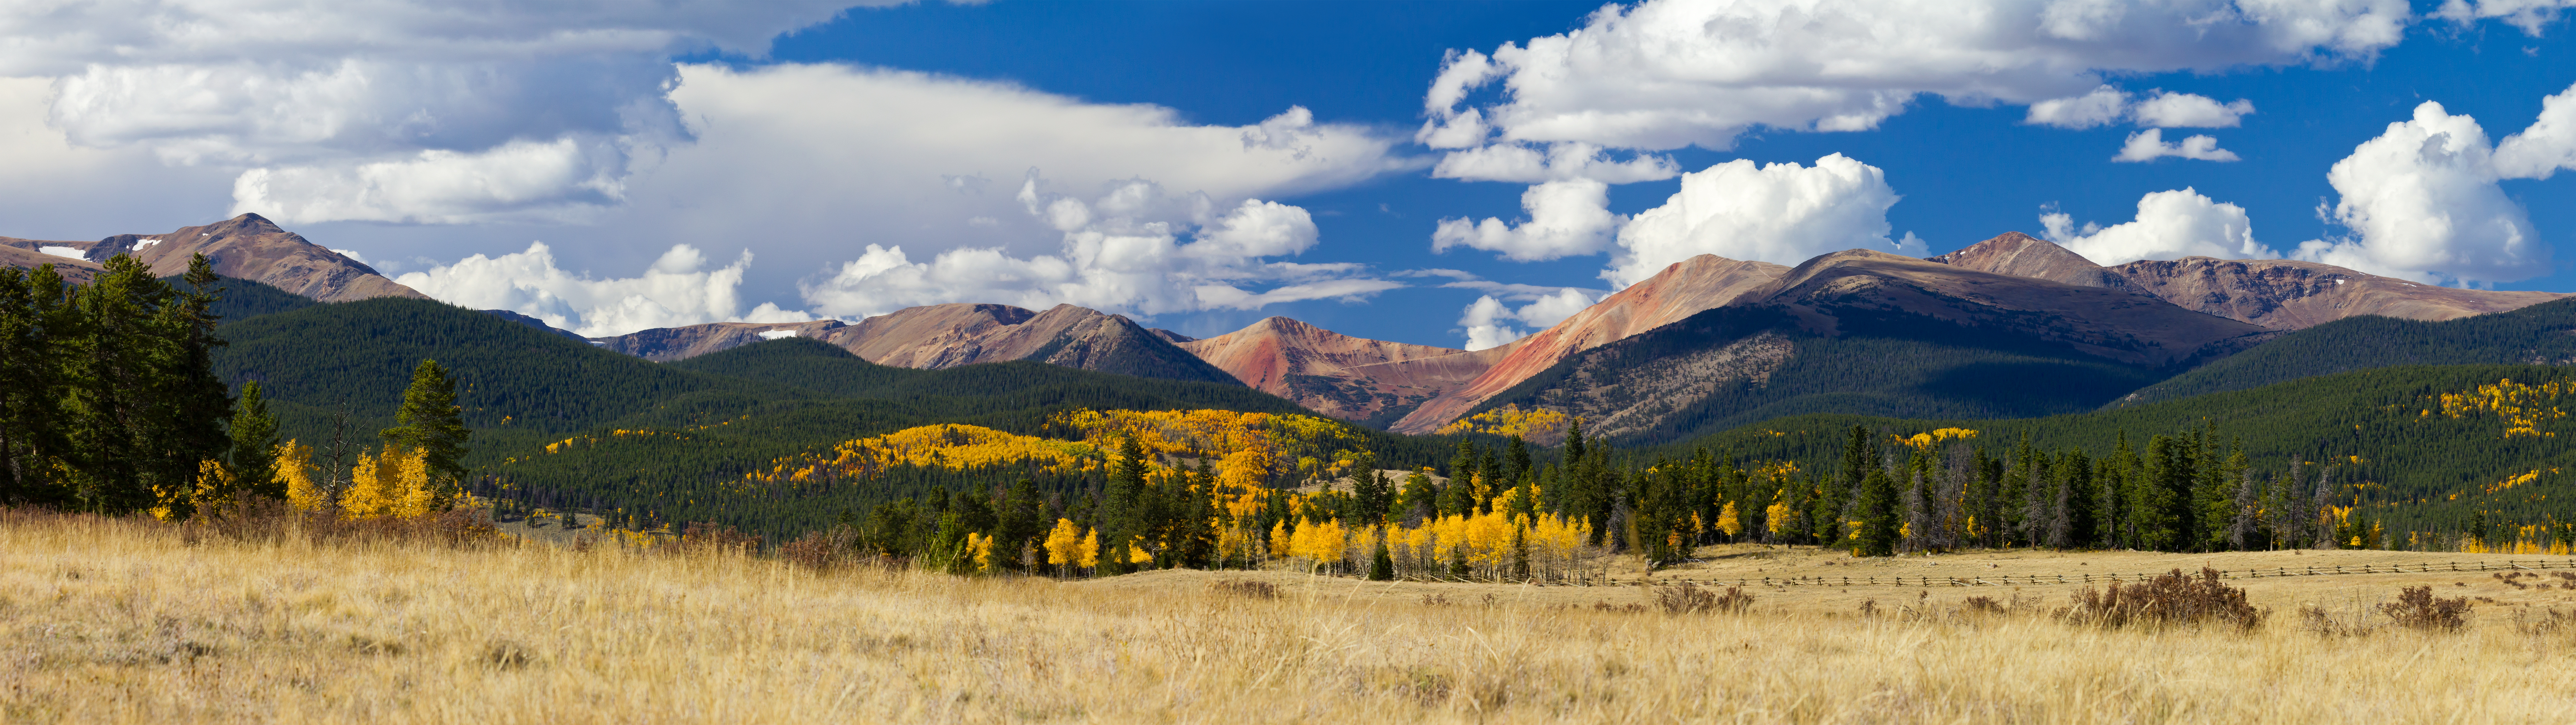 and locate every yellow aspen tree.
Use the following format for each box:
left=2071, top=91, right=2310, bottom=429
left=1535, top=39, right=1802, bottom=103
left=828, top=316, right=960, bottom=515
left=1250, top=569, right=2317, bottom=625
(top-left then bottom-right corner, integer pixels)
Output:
left=1718, top=501, right=1744, bottom=539
left=1127, top=536, right=1153, bottom=565
left=341, top=449, right=391, bottom=519
left=1045, top=519, right=1083, bottom=568
left=390, top=447, right=437, bottom=519
left=277, top=441, right=321, bottom=511
left=966, top=533, right=996, bottom=573
left=1077, top=529, right=1100, bottom=569
left=1269, top=520, right=1292, bottom=560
